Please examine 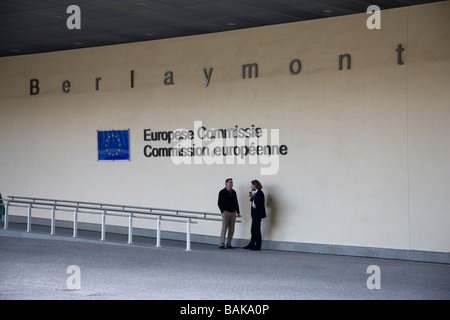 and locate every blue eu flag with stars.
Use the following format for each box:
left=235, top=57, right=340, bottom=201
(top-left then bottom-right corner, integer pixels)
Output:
left=98, top=130, right=130, bottom=160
